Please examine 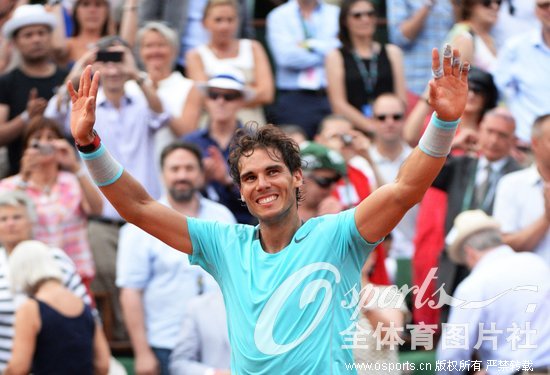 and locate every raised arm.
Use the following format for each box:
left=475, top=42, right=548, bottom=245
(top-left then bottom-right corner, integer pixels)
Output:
left=68, top=66, right=193, bottom=254
left=355, top=46, right=469, bottom=243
